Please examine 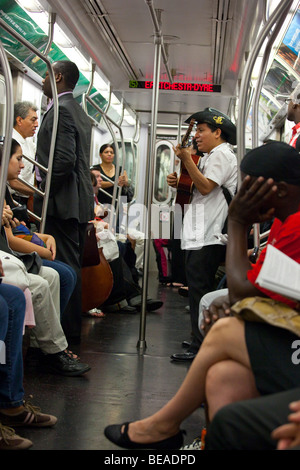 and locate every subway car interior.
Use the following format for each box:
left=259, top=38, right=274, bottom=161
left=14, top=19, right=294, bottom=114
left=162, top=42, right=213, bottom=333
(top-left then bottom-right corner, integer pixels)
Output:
left=0, top=0, right=300, bottom=452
